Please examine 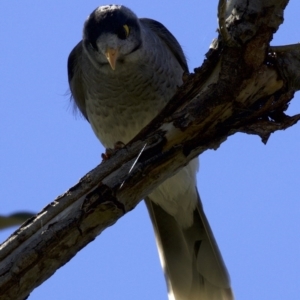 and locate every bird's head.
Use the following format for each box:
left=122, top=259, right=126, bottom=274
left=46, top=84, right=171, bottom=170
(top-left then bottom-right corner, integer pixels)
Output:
left=82, top=5, right=142, bottom=70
